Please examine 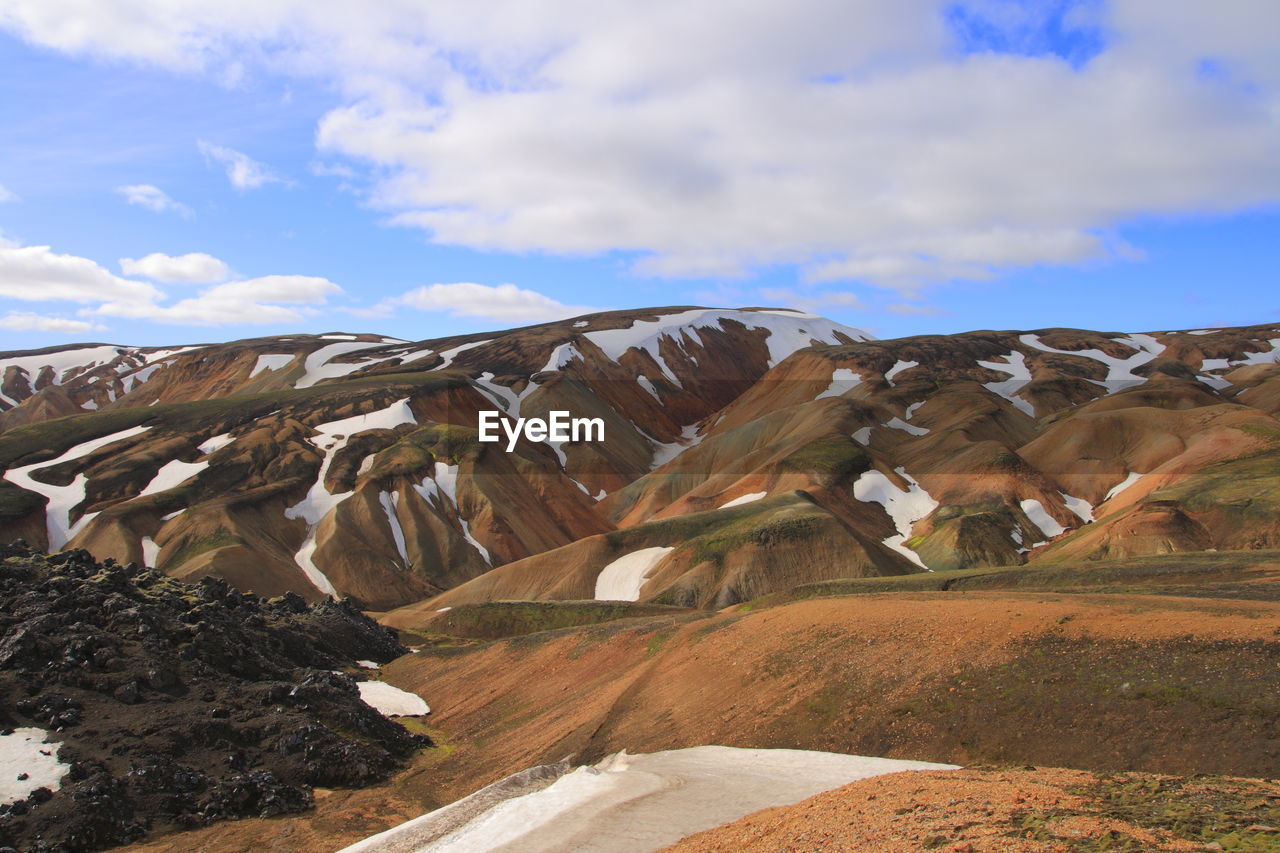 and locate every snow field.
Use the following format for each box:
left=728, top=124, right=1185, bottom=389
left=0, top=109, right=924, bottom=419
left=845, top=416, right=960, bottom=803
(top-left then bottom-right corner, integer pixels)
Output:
left=357, top=682, right=429, bottom=717
left=594, top=546, right=675, bottom=601
left=2, top=424, right=152, bottom=549
left=338, top=745, right=957, bottom=853
left=0, top=728, right=68, bottom=805
left=815, top=367, right=862, bottom=399
left=284, top=399, right=417, bottom=596
left=720, top=491, right=766, bottom=509
left=853, top=467, right=938, bottom=569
